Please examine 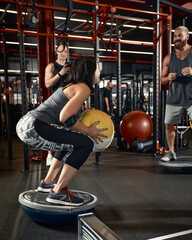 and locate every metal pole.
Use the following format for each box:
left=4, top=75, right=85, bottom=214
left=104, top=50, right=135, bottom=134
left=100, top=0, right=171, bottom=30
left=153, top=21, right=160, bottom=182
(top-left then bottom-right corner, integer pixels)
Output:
left=94, top=4, right=100, bottom=110
left=133, top=75, right=136, bottom=110
left=160, top=8, right=171, bottom=149
left=152, top=0, right=160, bottom=155
left=116, top=29, right=122, bottom=149
left=19, top=25, right=29, bottom=171
left=148, top=86, right=151, bottom=115
left=136, top=70, right=139, bottom=109
left=0, top=82, right=5, bottom=159
left=2, top=31, right=12, bottom=160
left=94, top=0, right=101, bottom=164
